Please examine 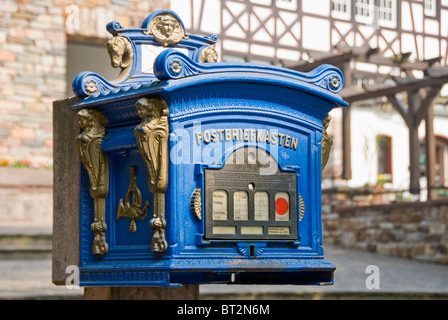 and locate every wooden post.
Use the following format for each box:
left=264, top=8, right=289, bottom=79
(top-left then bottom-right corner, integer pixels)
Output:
left=425, top=104, right=437, bottom=200
left=342, top=107, right=352, bottom=180
left=408, top=90, right=421, bottom=195
left=342, top=63, right=352, bottom=180
left=408, top=124, right=421, bottom=194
